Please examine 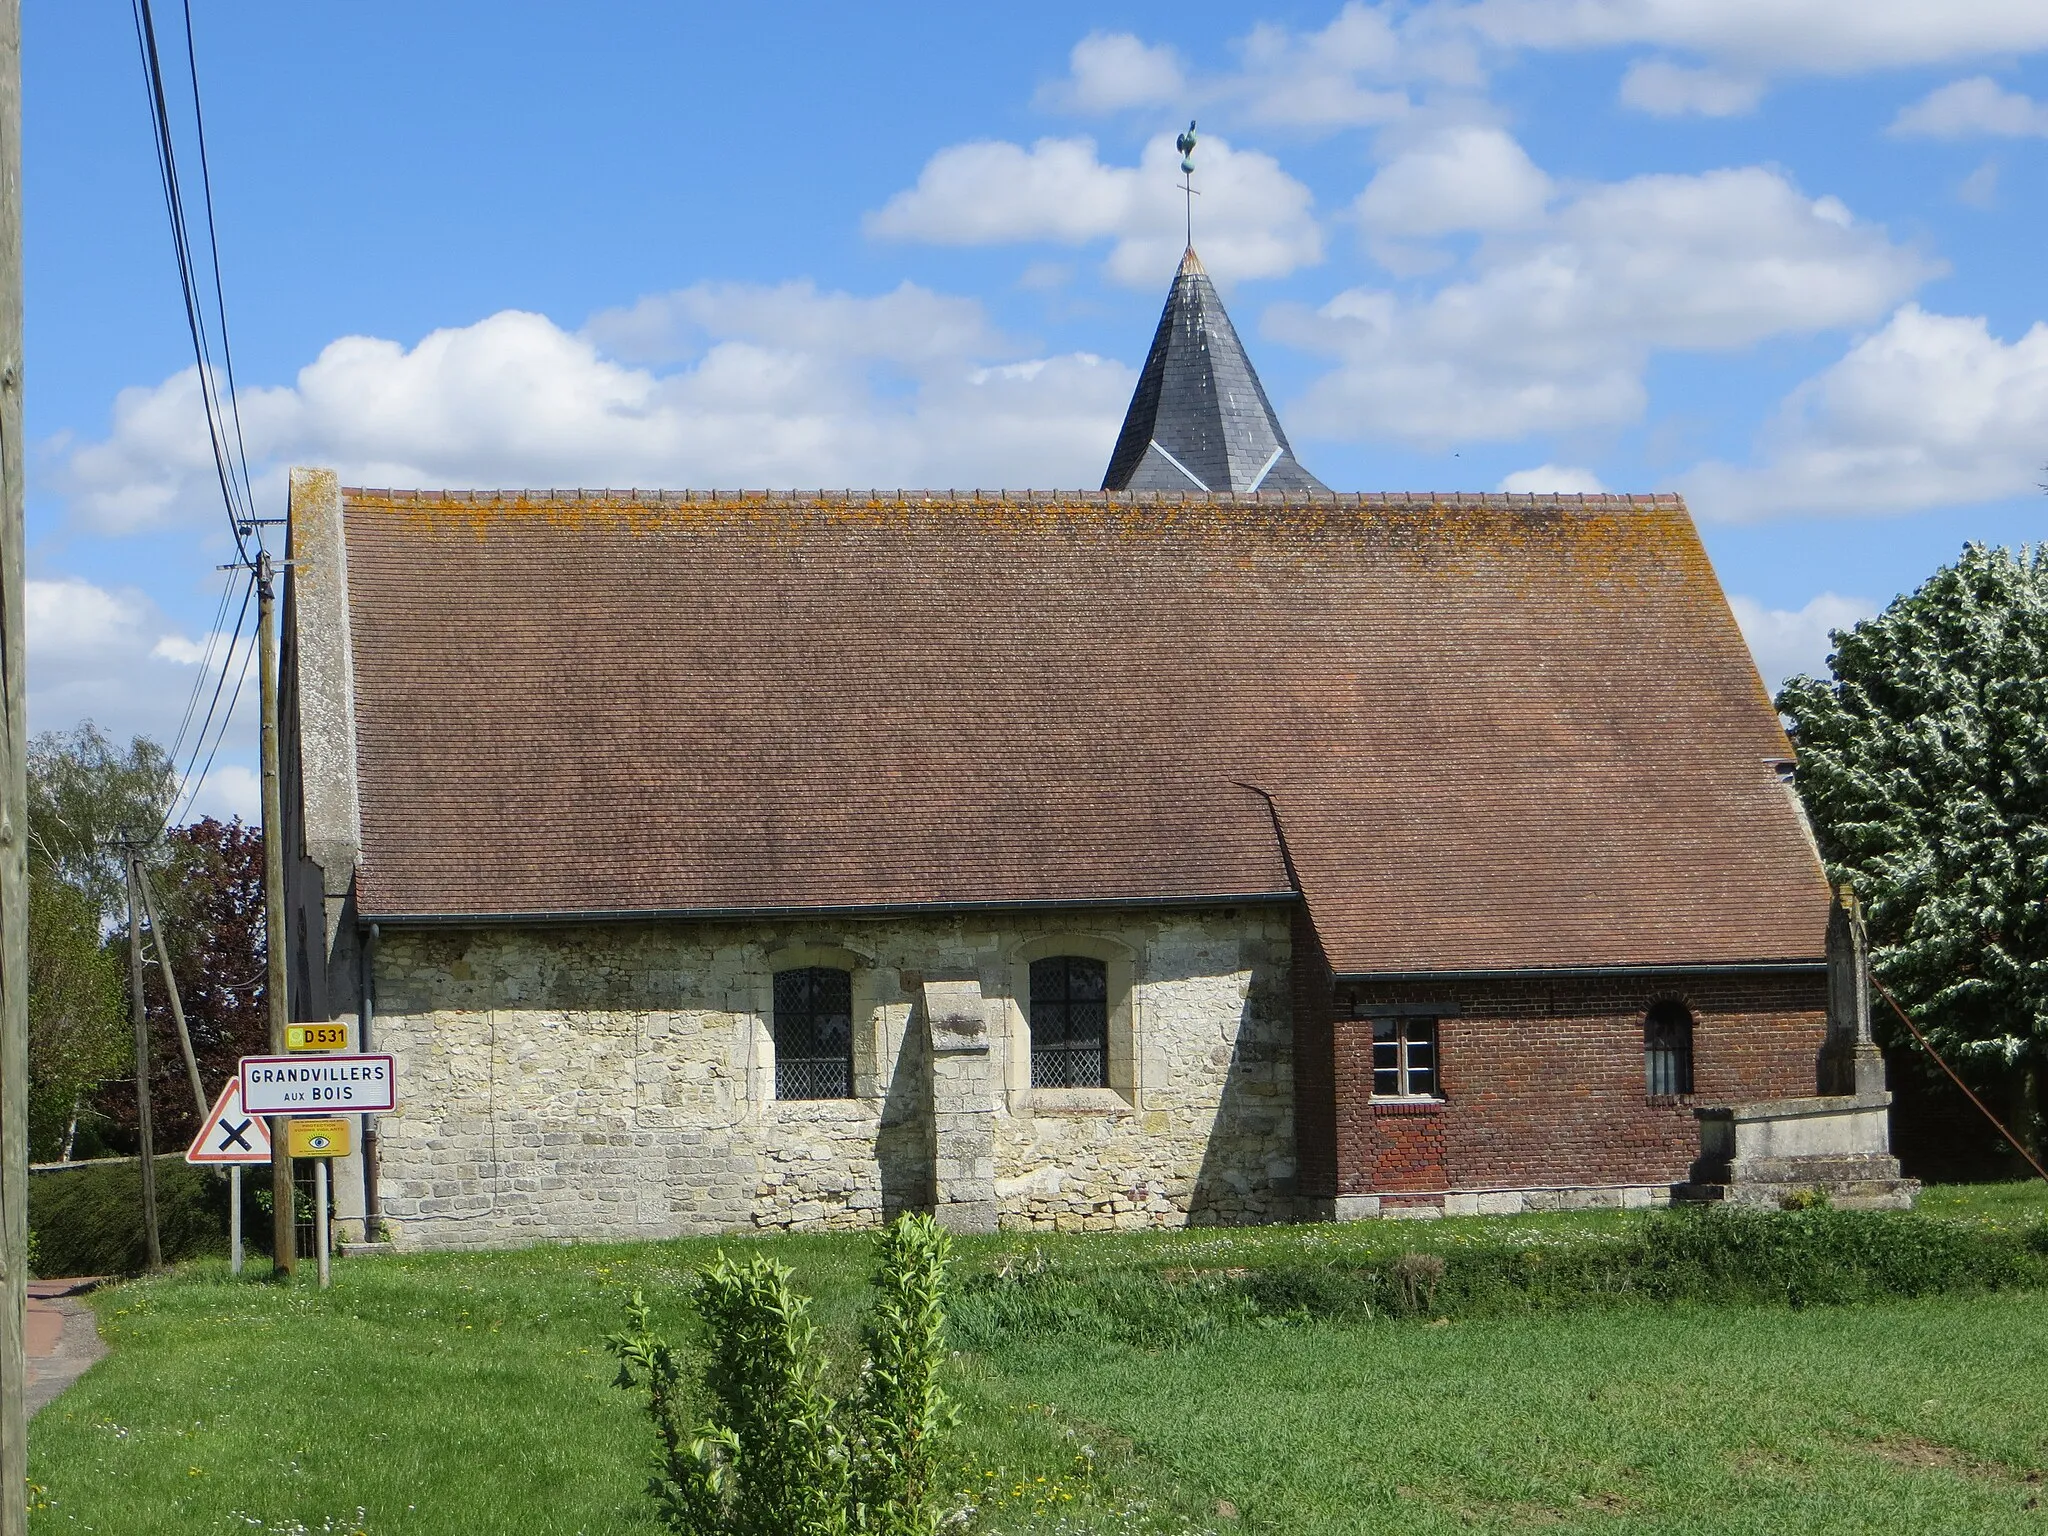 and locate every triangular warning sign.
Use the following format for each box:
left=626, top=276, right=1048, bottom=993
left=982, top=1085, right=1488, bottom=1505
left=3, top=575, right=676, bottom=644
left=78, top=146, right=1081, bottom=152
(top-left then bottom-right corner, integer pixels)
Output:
left=186, top=1077, right=273, bottom=1165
